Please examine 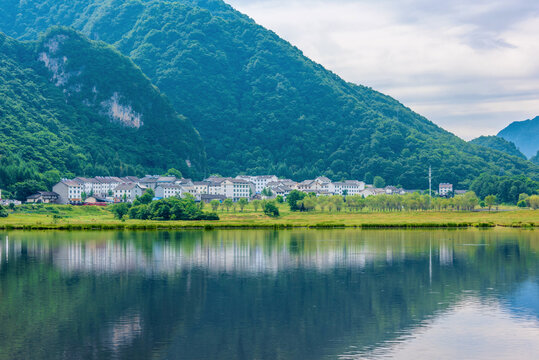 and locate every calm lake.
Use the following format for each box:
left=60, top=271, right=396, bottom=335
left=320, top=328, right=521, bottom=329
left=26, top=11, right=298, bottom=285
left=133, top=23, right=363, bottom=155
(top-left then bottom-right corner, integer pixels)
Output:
left=0, top=229, right=538, bottom=359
